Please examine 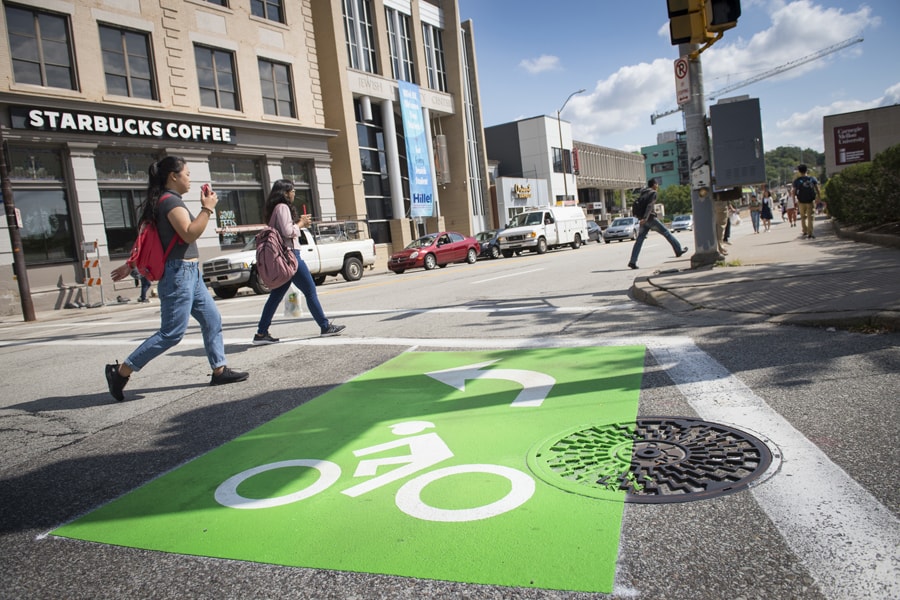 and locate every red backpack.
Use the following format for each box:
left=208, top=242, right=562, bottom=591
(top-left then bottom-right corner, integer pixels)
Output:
left=126, top=194, right=182, bottom=281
